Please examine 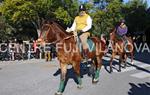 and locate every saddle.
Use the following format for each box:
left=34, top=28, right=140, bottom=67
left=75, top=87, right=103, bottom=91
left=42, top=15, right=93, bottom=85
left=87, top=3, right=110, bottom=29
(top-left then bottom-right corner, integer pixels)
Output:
left=77, top=36, right=96, bottom=53
left=115, top=33, right=130, bottom=52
